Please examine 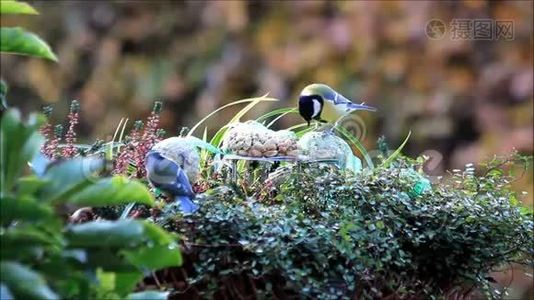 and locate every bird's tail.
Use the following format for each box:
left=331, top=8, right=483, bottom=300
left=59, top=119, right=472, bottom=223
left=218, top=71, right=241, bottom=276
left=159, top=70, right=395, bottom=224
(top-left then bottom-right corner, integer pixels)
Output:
left=175, top=195, right=199, bottom=213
